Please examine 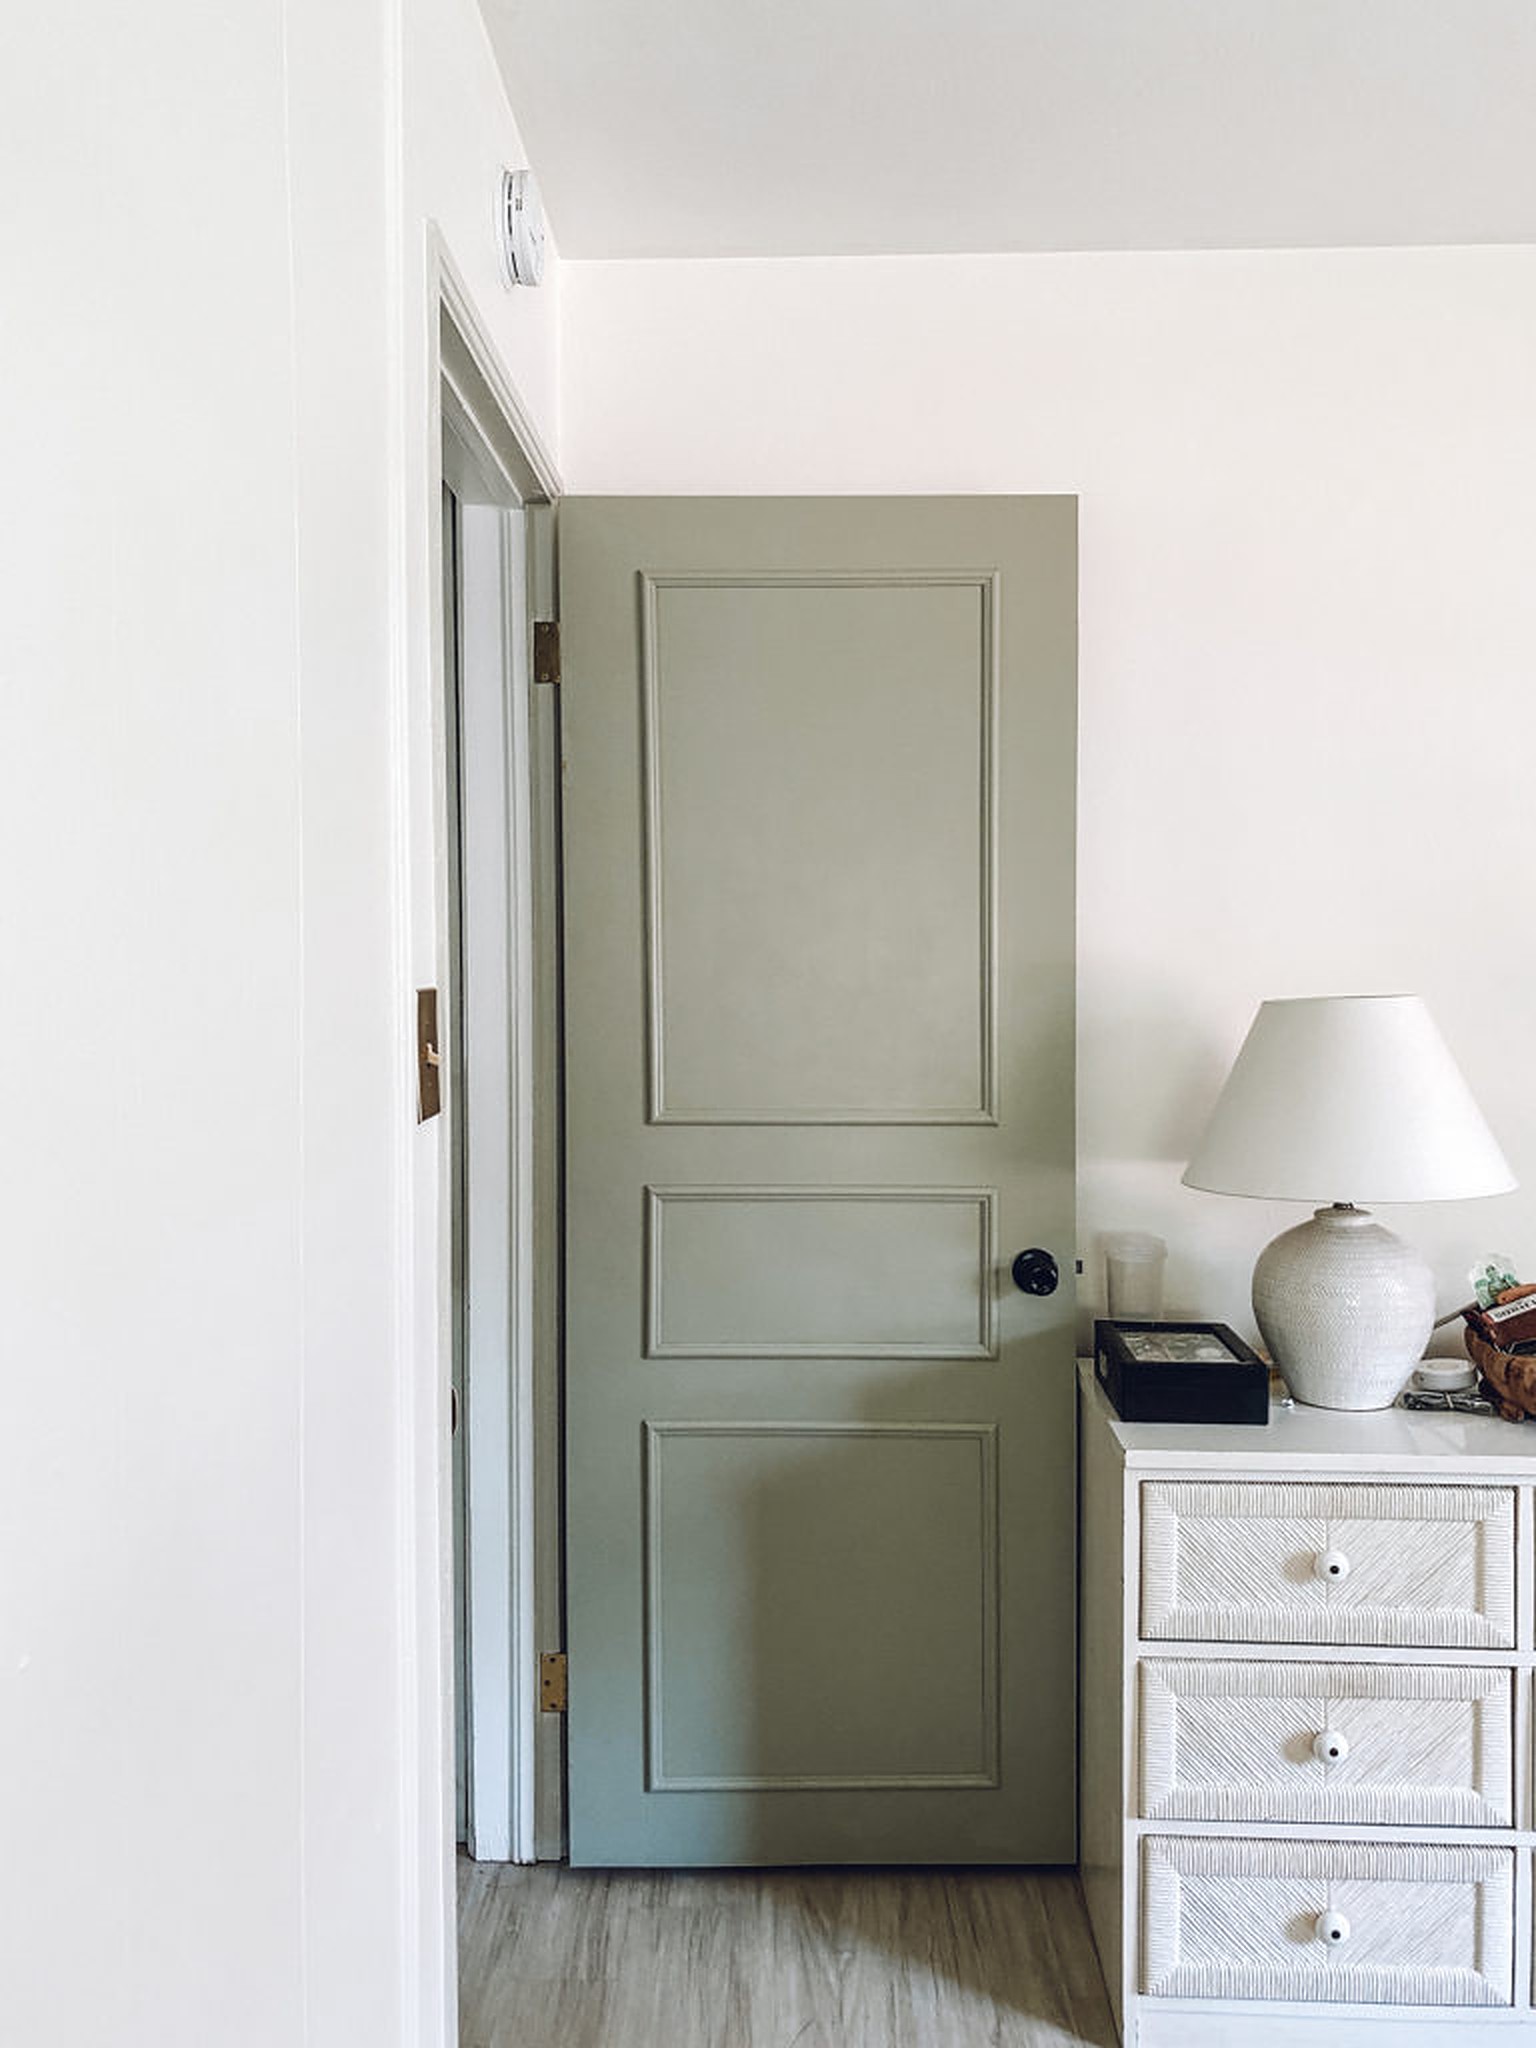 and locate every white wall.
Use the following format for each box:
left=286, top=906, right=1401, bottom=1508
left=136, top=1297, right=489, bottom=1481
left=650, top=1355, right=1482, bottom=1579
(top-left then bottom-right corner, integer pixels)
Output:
left=1, top=2, right=557, bottom=2042
left=560, top=248, right=1536, bottom=1342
